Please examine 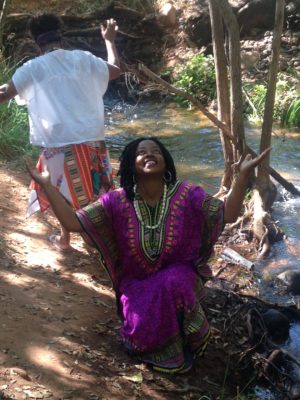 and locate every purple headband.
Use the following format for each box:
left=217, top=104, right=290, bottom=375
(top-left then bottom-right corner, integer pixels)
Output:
left=36, top=30, right=62, bottom=47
